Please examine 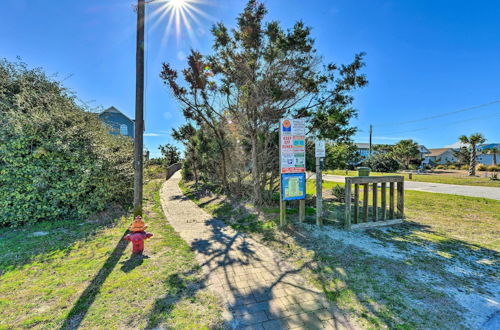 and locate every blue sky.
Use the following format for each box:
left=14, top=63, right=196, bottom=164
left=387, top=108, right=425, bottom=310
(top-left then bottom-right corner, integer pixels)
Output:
left=1, top=0, right=499, bottom=157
